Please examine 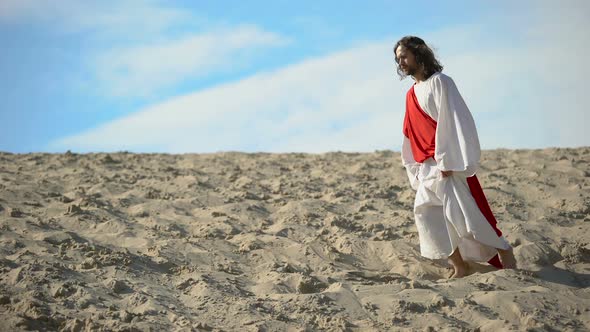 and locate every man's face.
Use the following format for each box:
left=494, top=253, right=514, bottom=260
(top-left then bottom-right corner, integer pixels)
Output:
left=395, top=45, right=418, bottom=76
